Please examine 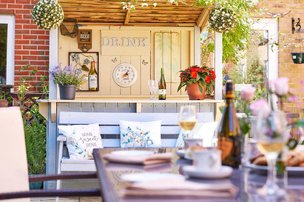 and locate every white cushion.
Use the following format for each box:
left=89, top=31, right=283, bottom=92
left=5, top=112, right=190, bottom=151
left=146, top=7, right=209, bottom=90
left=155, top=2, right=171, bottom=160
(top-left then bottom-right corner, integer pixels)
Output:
left=58, top=124, right=103, bottom=160
left=119, top=120, right=161, bottom=148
